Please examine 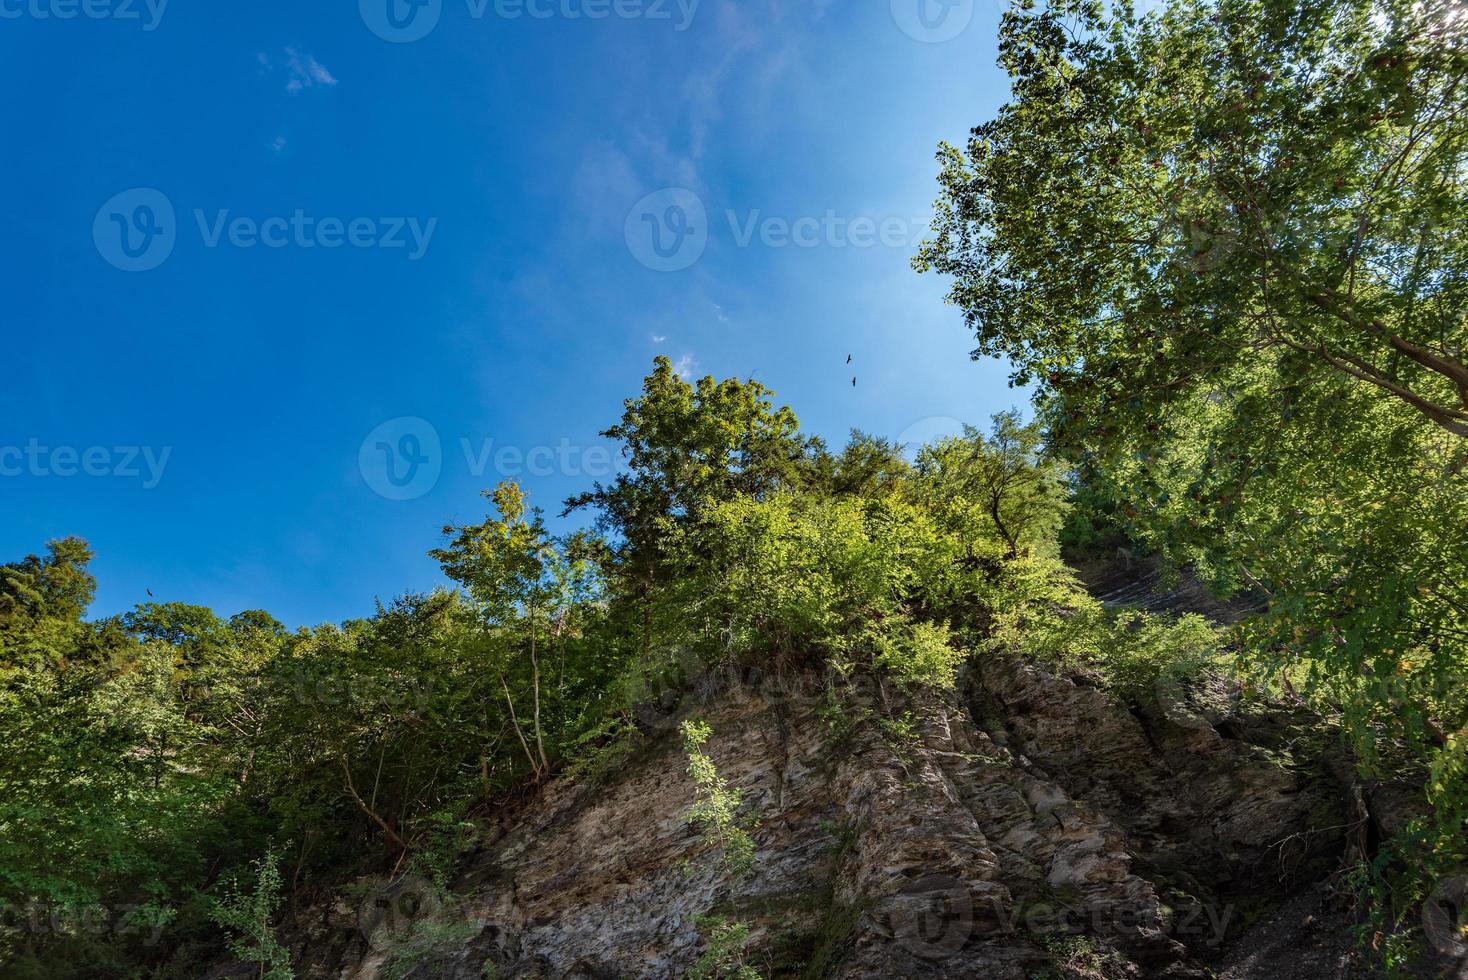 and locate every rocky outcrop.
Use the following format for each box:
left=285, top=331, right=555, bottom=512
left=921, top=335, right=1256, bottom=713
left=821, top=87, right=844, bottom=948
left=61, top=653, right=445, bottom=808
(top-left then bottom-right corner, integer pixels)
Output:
left=967, top=658, right=1345, bottom=910
left=265, top=658, right=1361, bottom=980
